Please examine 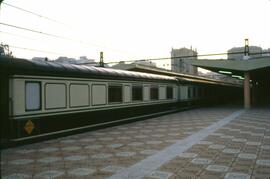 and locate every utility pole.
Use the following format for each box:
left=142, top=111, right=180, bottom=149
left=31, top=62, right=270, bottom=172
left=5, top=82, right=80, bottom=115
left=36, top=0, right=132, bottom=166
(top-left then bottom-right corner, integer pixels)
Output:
left=100, top=51, right=104, bottom=67
left=244, top=39, right=249, bottom=56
